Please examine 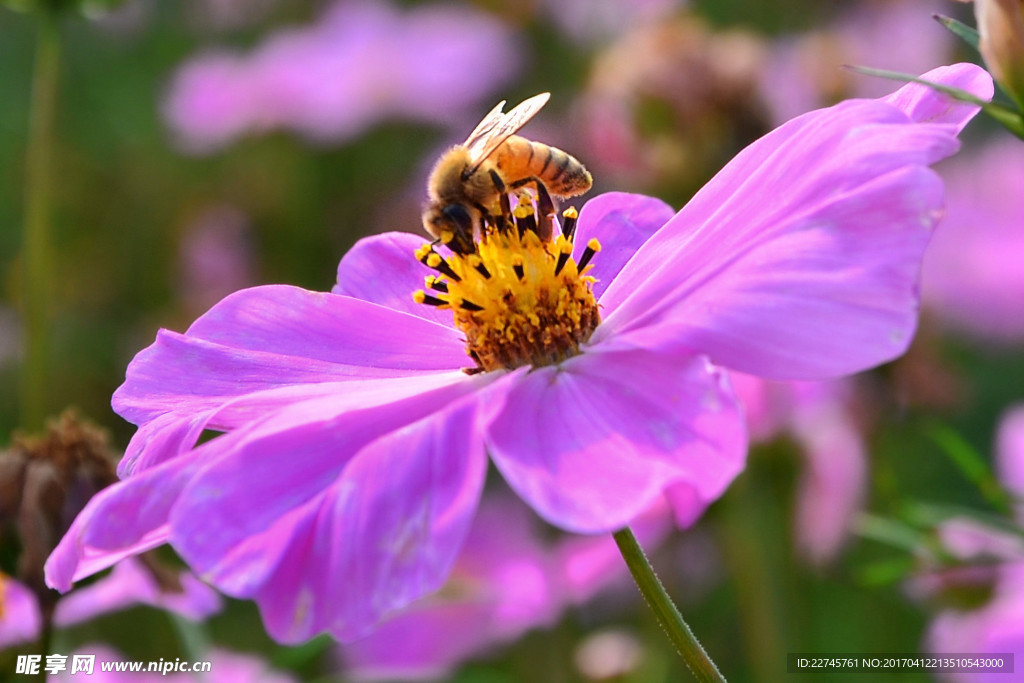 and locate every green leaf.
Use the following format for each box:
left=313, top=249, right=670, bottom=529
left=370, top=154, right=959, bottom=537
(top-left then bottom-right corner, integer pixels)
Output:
left=904, top=501, right=1024, bottom=541
left=855, top=513, right=926, bottom=552
left=854, top=556, right=917, bottom=587
left=846, top=64, right=1024, bottom=140
left=924, top=421, right=1015, bottom=516
left=933, top=14, right=980, bottom=50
